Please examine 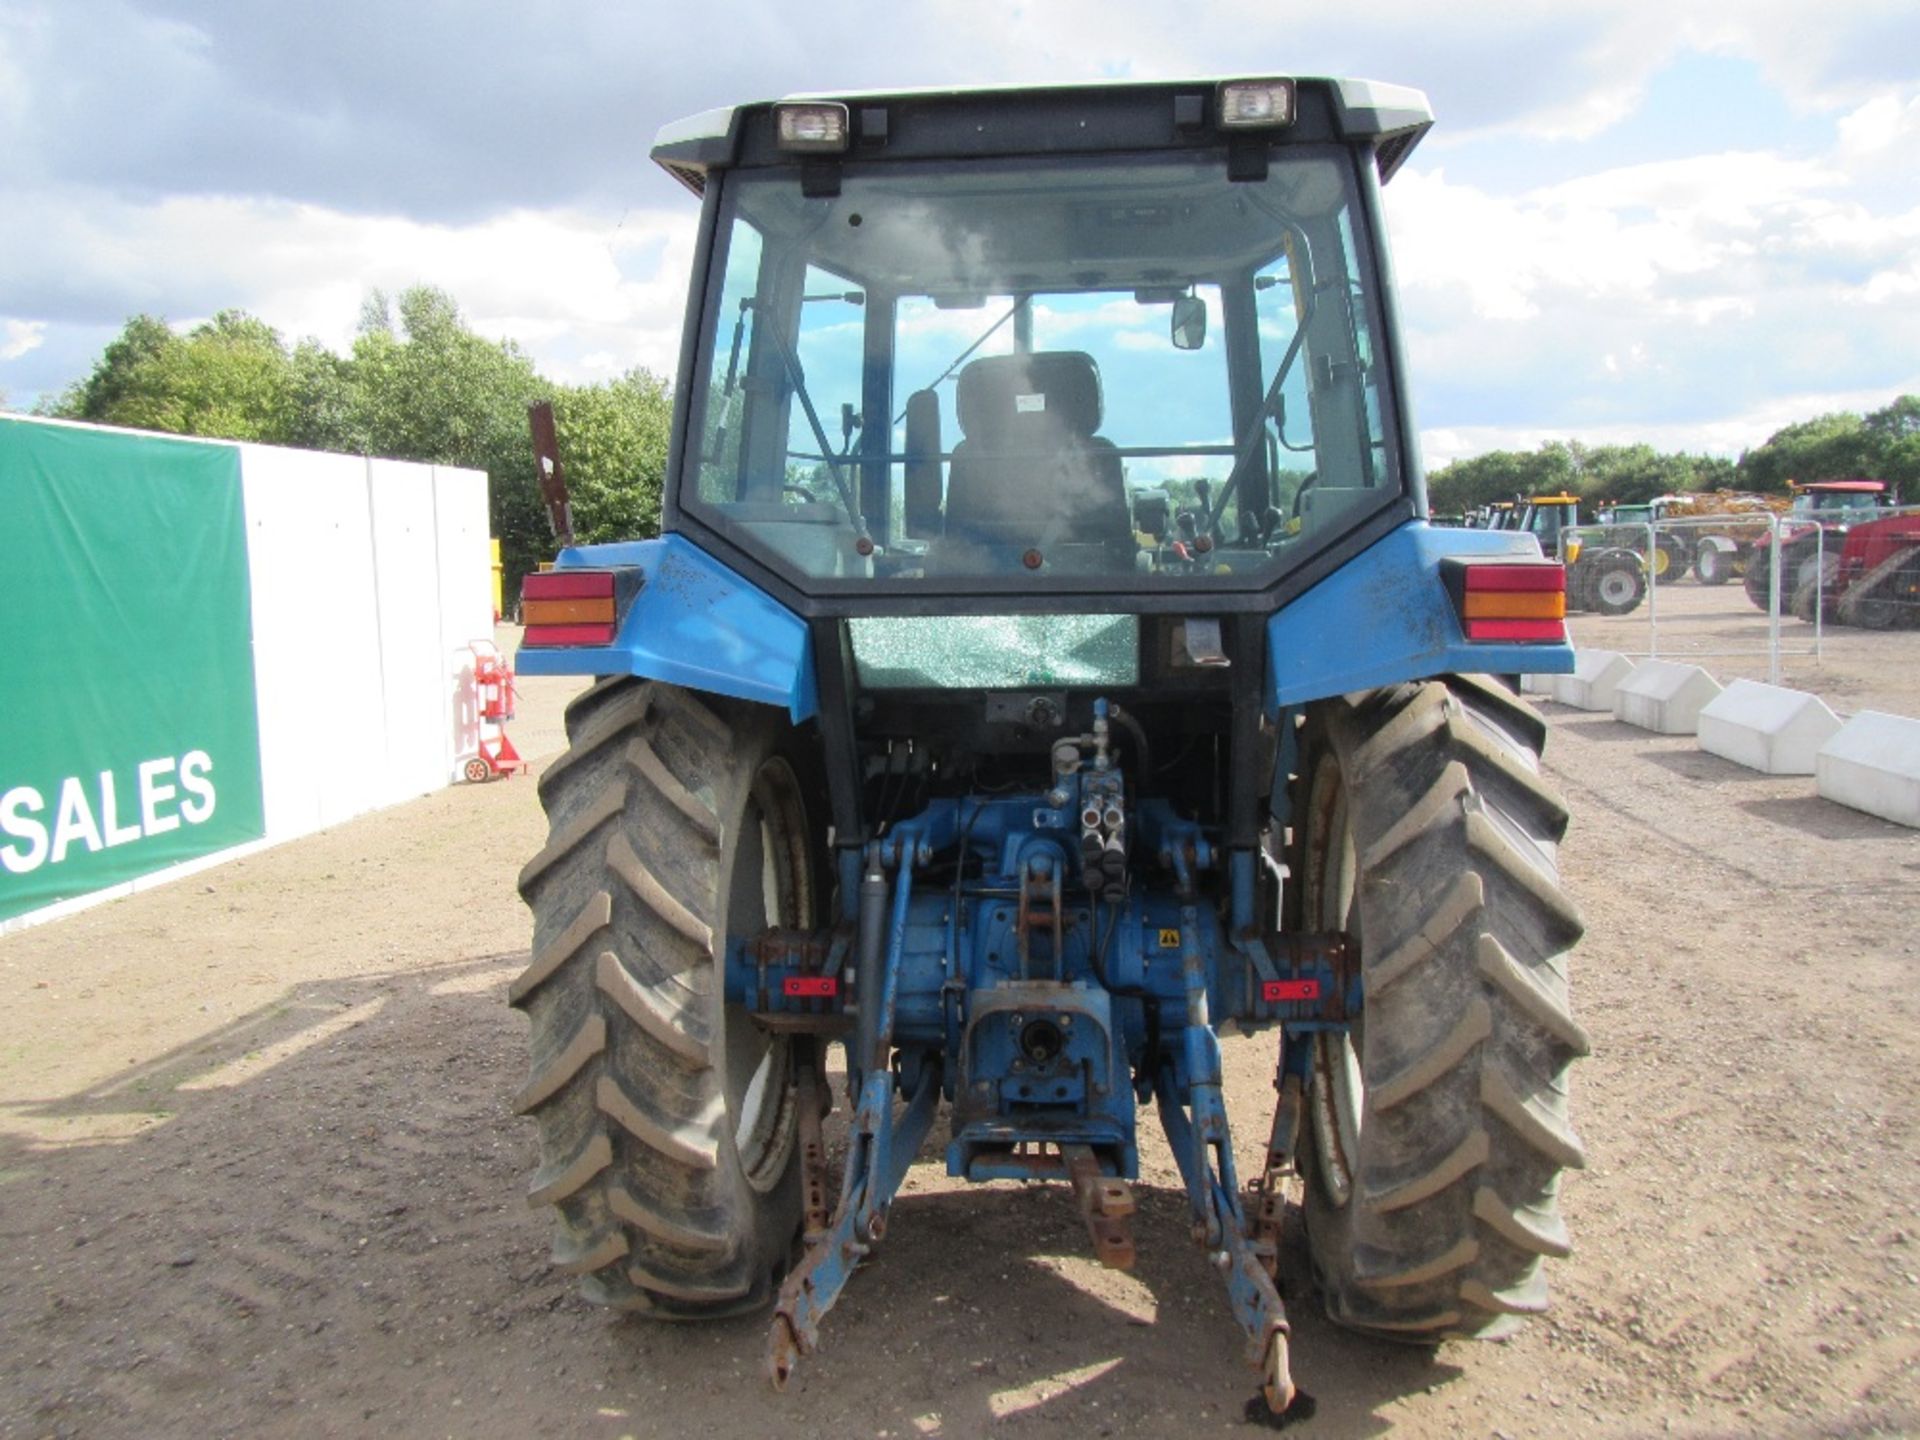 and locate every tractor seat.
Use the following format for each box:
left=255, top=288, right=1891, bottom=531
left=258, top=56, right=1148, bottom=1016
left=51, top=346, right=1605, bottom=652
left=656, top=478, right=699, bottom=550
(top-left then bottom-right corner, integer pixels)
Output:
left=943, top=351, right=1133, bottom=549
